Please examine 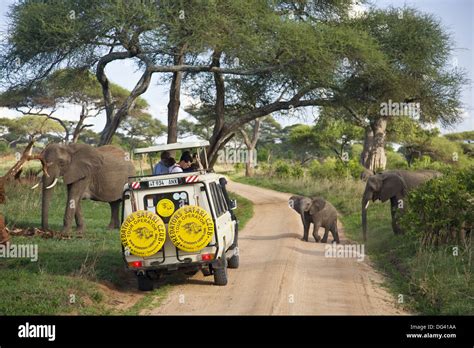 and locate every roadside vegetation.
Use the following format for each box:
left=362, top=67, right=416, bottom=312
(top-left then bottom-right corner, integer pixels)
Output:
left=231, top=161, right=473, bottom=315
